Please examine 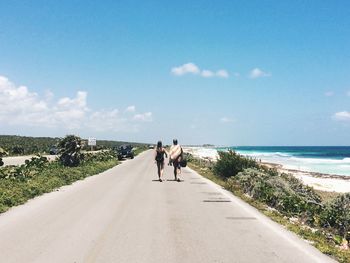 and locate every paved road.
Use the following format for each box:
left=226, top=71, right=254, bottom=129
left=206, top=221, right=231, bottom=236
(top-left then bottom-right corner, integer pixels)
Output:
left=0, top=150, right=335, bottom=263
